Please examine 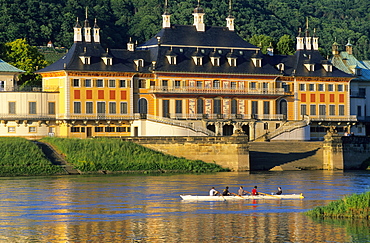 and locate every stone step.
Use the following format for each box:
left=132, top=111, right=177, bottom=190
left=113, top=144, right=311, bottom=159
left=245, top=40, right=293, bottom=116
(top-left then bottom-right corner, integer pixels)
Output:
left=33, top=141, right=81, bottom=175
